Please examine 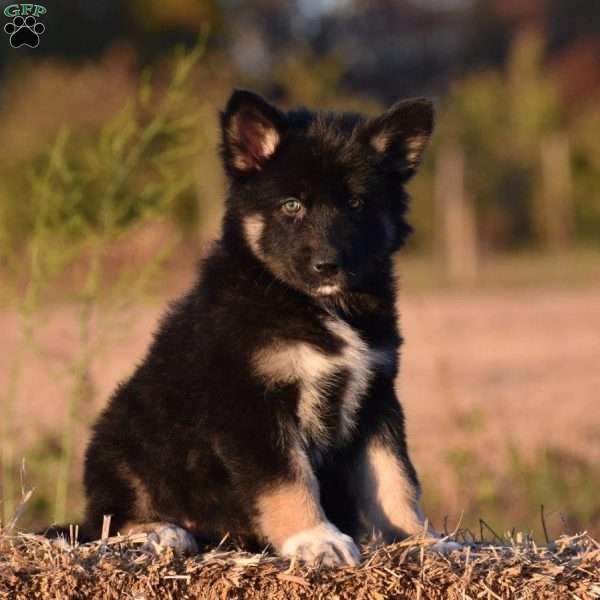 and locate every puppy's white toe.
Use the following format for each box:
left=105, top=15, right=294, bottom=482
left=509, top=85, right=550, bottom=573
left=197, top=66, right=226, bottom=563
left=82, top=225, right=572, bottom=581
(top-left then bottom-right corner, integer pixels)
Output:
left=51, top=536, right=71, bottom=551
left=143, top=523, right=198, bottom=555
left=281, top=522, right=360, bottom=566
left=428, top=539, right=462, bottom=554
